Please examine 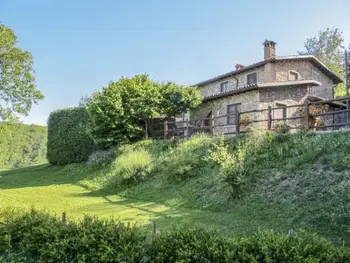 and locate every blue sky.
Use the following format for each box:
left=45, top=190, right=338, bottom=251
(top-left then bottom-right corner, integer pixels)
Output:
left=1, top=0, right=350, bottom=125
